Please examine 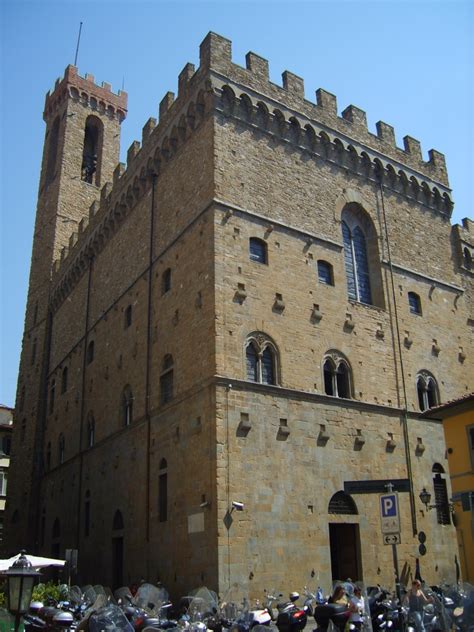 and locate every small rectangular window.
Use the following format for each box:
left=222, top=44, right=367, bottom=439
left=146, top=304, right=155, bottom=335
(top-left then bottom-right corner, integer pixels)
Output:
left=249, top=238, right=267, bottom=264
left=317, top=260, right=334, bottom=285
left=408, top=292, right=422, bottom=315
